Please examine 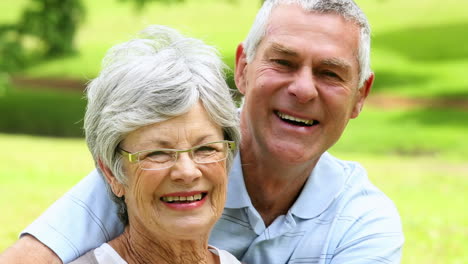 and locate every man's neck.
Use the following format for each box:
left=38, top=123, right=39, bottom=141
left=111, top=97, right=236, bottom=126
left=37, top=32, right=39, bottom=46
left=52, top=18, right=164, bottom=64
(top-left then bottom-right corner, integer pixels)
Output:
left=240, top=146, right=319, bottom=227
